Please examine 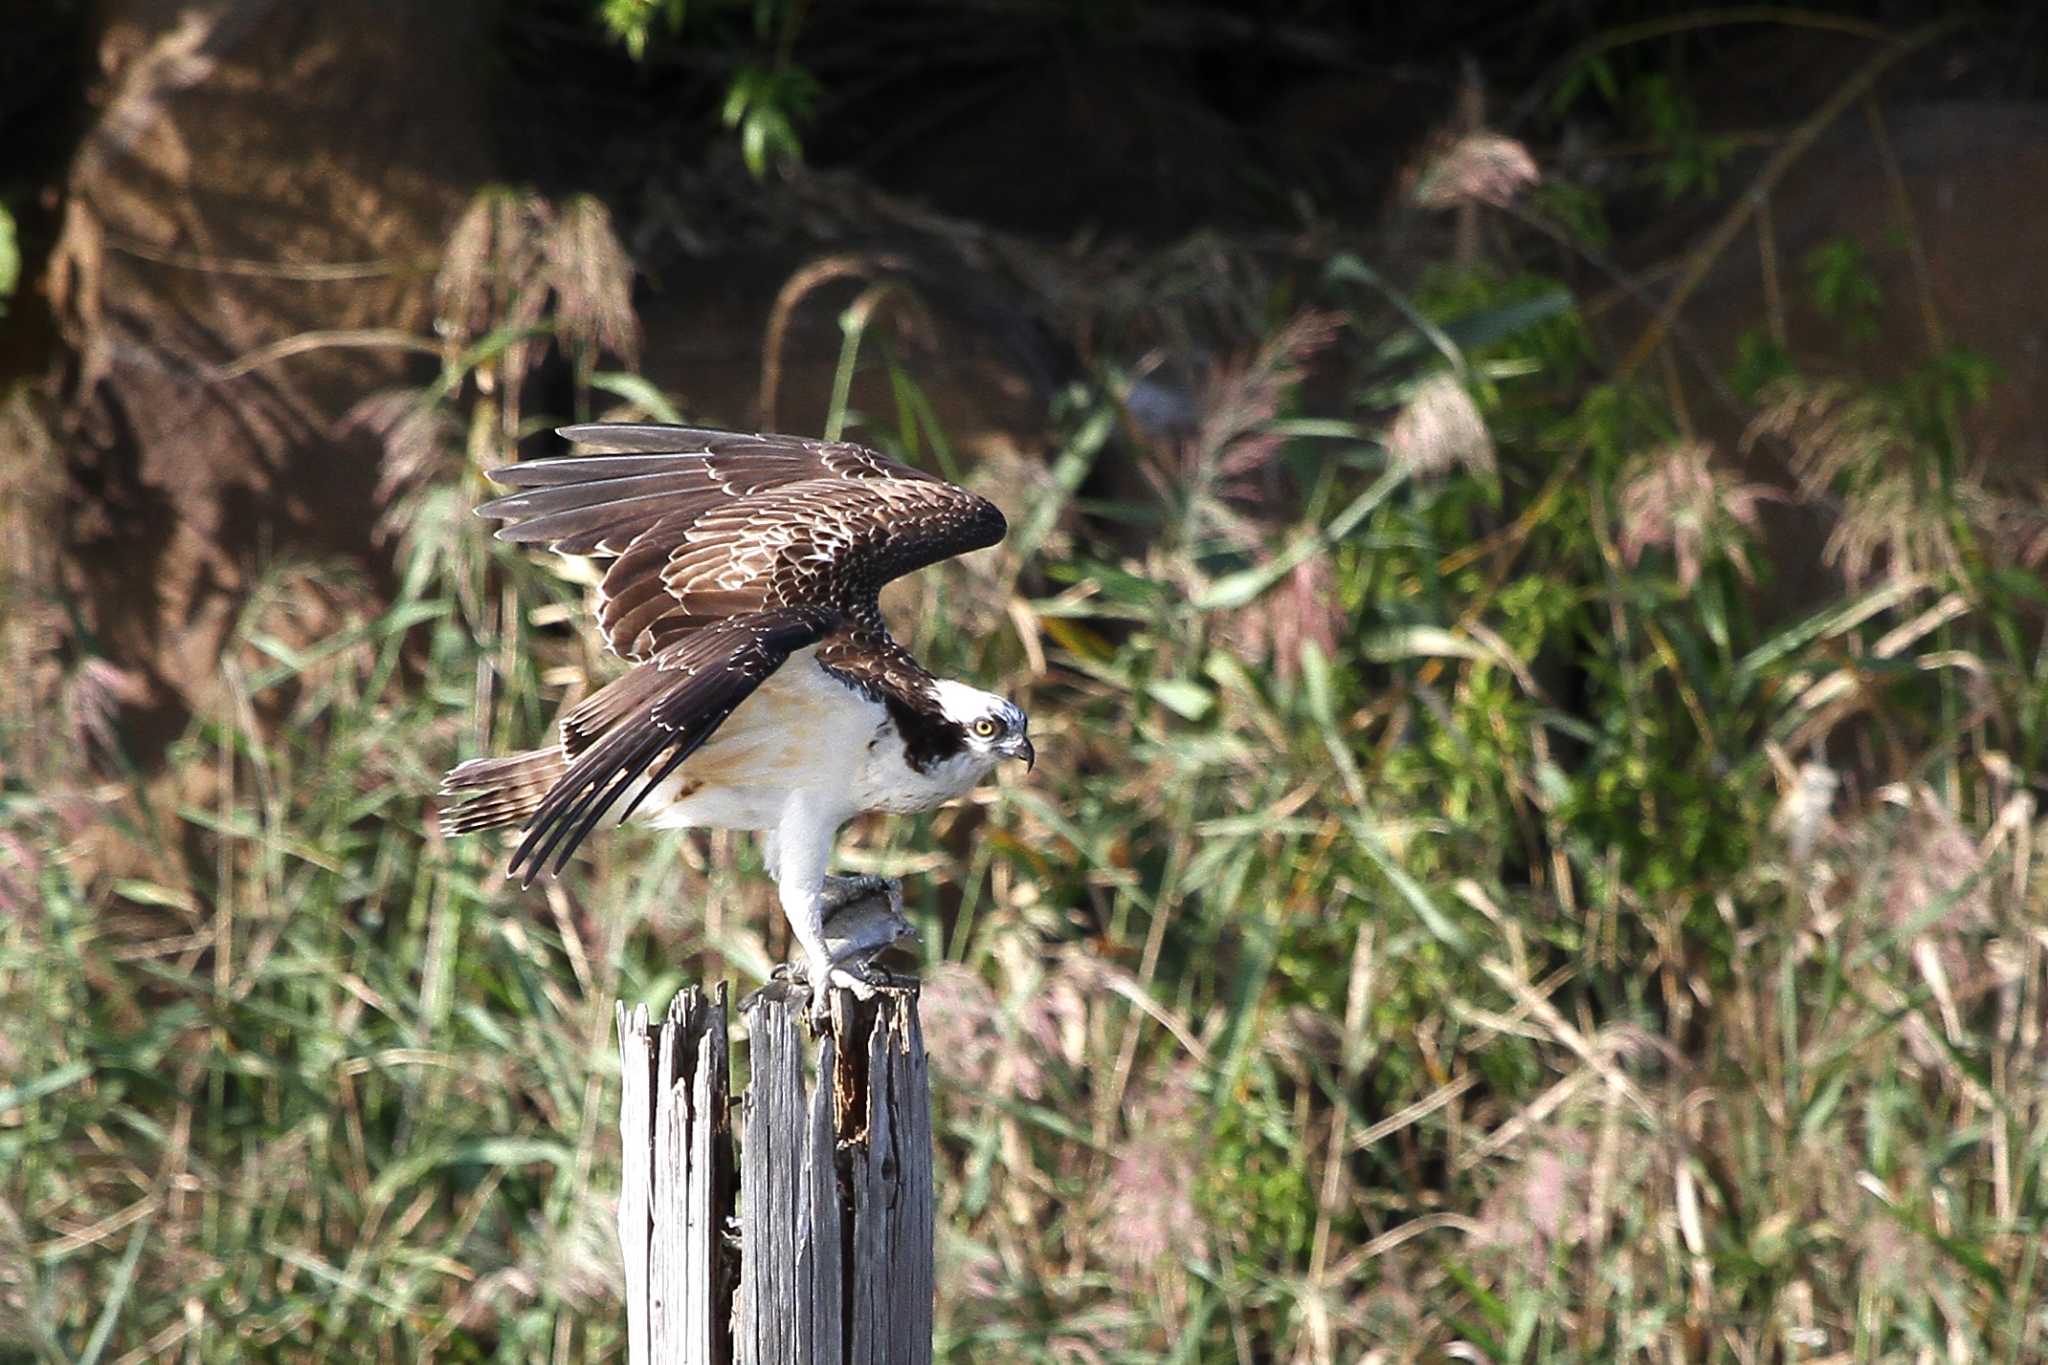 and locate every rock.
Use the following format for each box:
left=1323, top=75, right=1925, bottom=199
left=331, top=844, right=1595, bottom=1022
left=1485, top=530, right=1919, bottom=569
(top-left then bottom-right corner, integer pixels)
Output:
left=44, top=0, right=493, bottom=760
